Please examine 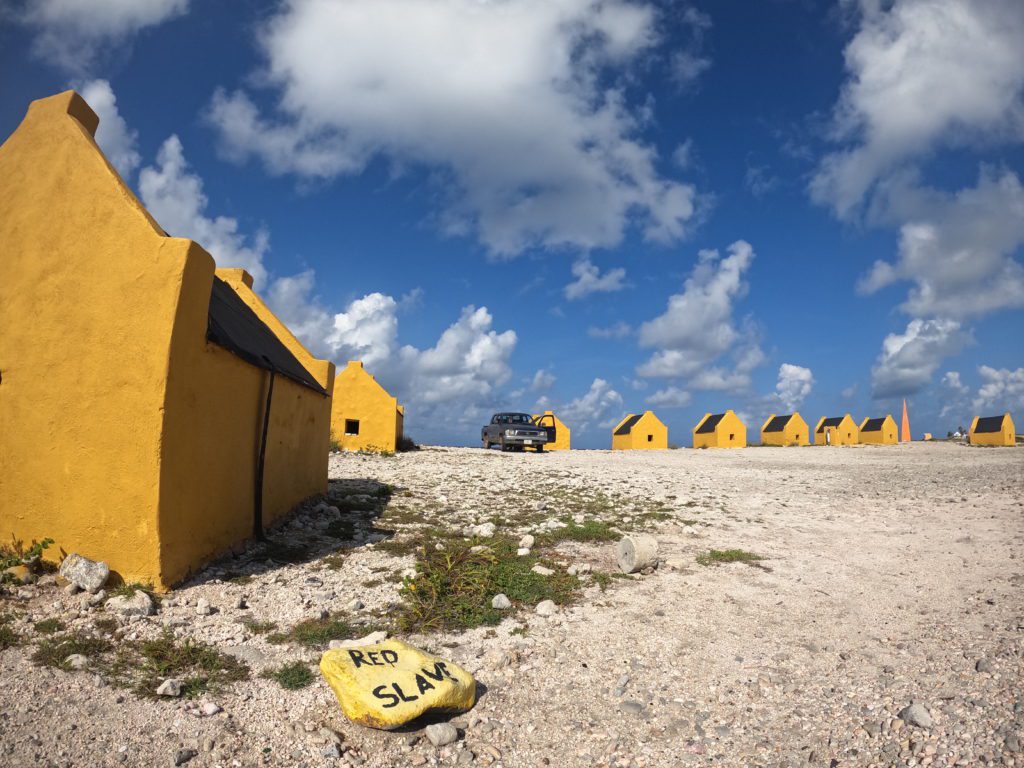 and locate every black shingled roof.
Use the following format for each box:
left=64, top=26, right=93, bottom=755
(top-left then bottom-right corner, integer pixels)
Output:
left=207, top=277, right=327, bottom=395
left=973, top=414, right=1007, bottom=433
left=817, top=416, right=844, bottom=433
left=763, top=414, right=793, bottom=433
left=614, top=414, right=642, bottom=436
left=696, top=413, right=725, bottom=434
left=861, top=417, right=888, bottom=432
